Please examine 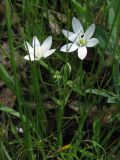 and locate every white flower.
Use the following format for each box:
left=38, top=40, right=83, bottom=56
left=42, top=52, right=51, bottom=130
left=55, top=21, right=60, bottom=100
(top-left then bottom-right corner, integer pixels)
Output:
left=24, top=36, right=56, bottom=61
left=60, top=17, right=99, bottom=60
